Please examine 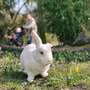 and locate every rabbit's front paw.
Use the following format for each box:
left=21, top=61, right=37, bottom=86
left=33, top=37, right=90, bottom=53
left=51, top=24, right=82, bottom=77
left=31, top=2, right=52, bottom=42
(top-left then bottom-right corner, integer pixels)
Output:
left=27, top=76, right=34, bottom=82
left=41, top=72, right=48, bottom=77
